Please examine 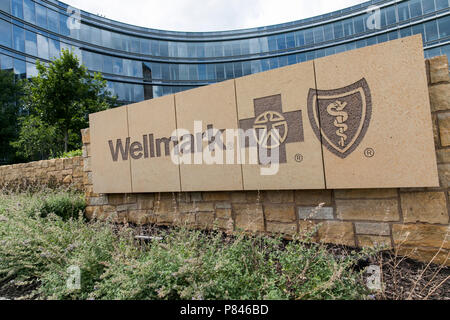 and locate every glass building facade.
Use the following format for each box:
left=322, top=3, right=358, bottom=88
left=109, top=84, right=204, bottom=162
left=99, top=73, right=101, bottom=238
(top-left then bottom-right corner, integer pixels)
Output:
left=0, top=0, right=449, bottom=104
